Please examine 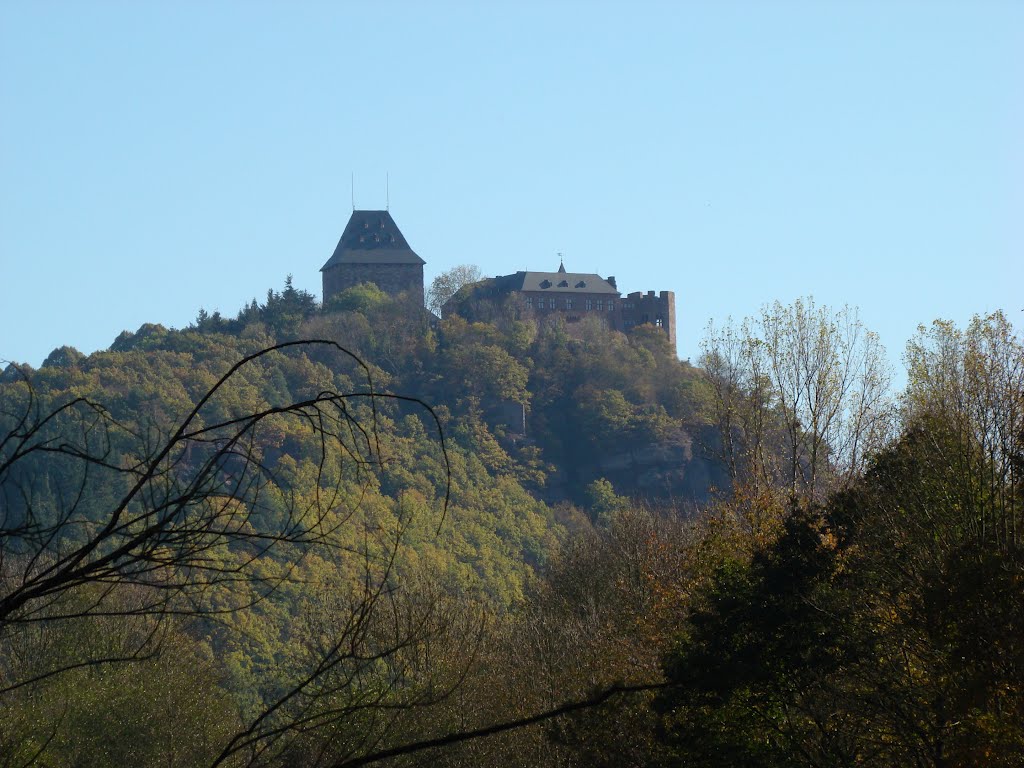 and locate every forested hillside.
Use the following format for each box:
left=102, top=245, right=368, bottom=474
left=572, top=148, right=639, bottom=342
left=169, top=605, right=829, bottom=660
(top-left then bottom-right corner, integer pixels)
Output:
left=1, top=281, right=1021, bottom=766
